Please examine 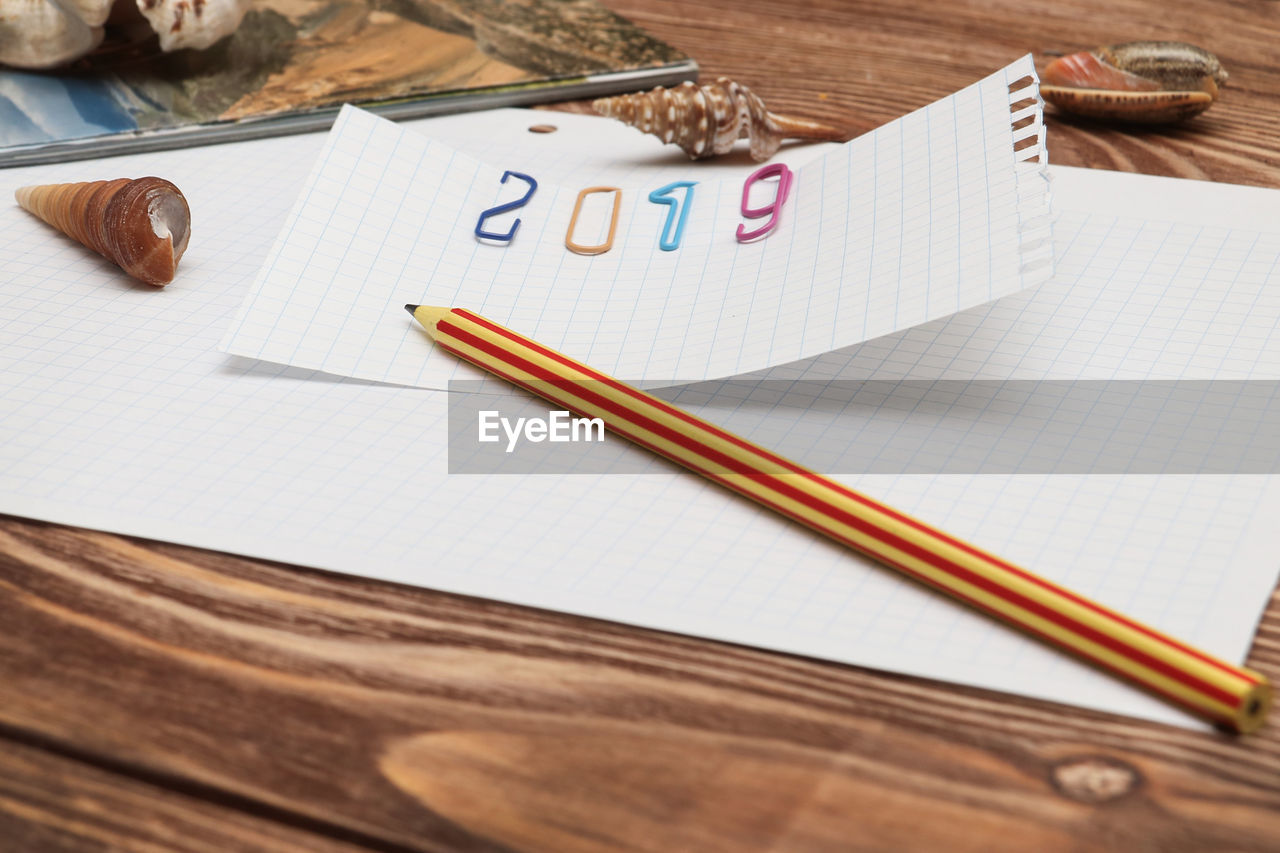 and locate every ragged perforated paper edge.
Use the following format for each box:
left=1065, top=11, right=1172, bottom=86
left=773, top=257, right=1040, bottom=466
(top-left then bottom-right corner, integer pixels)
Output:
left=1008, top=68, right=1054, bottom=284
